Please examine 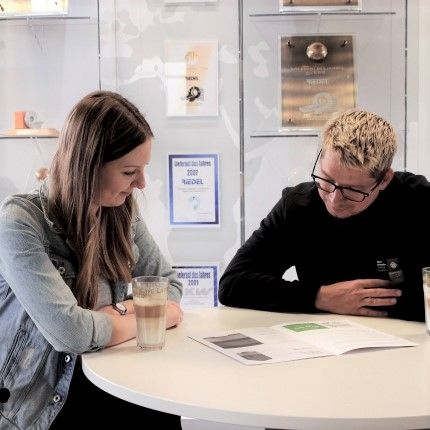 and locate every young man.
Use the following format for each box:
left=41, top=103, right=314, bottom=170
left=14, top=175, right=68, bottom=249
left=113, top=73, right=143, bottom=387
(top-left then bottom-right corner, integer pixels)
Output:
left=219, top=110, right=430, bottom=321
